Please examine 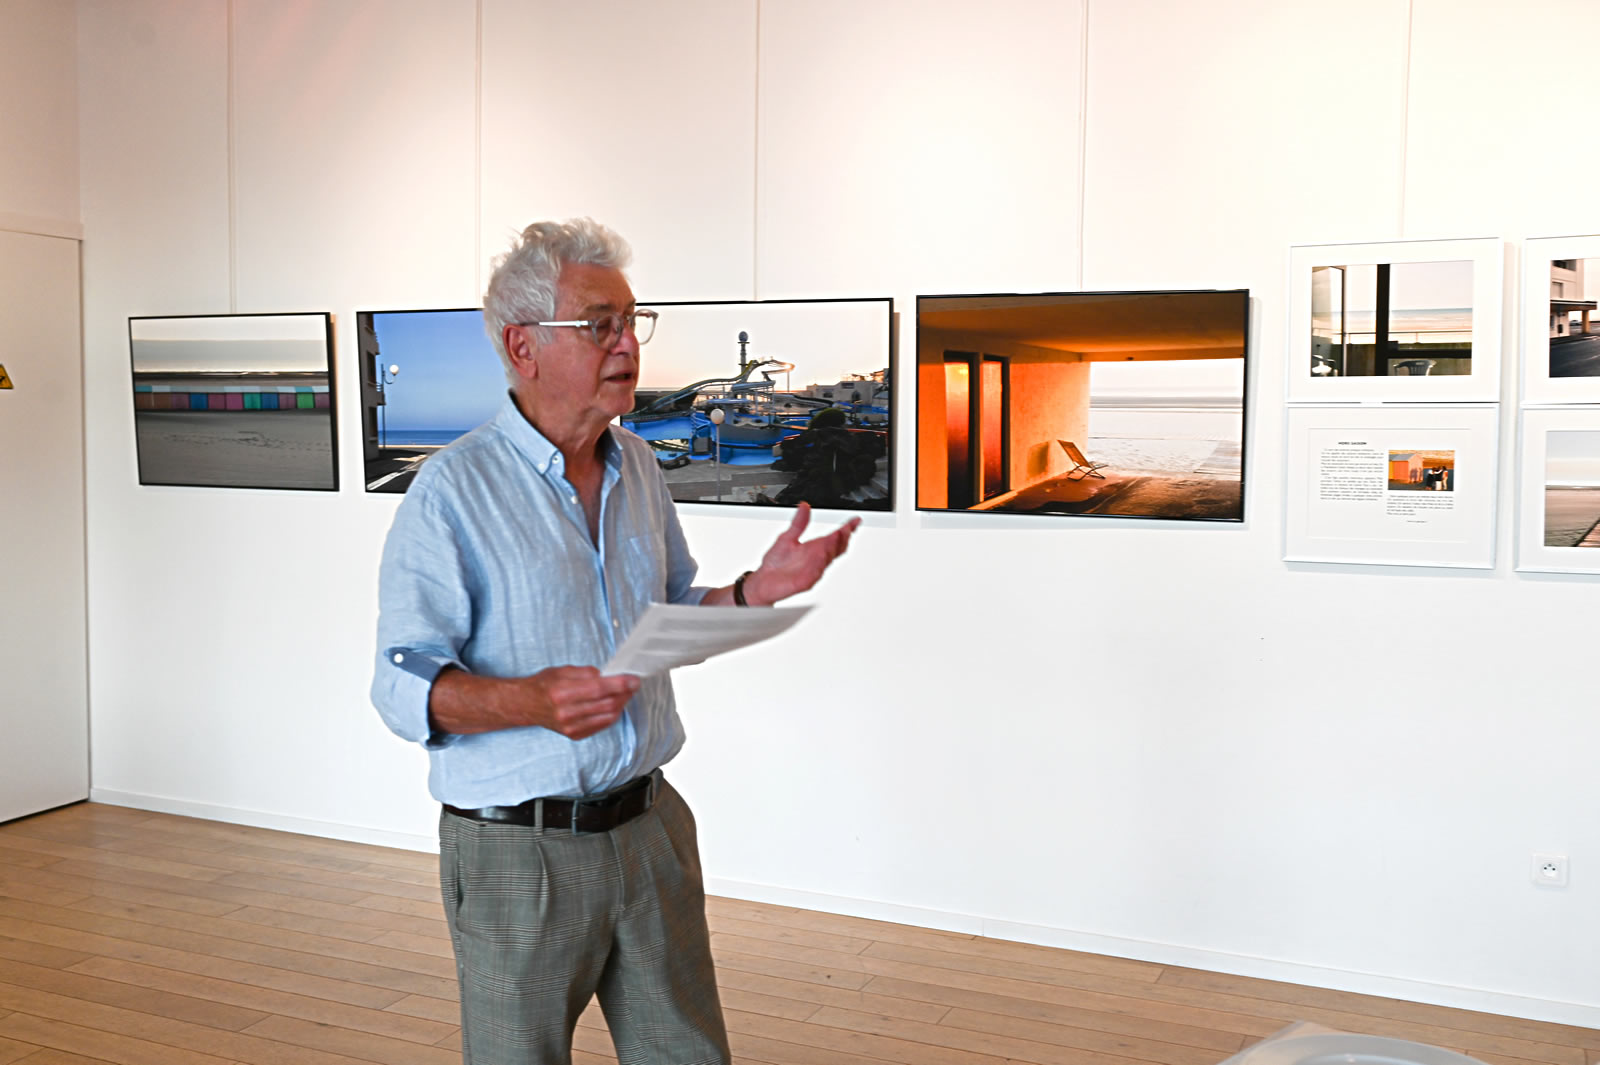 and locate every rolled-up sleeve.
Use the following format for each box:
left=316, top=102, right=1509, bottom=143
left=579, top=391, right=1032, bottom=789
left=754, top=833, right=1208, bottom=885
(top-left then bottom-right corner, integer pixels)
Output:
left=371, top=493, right=472, bottom=749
